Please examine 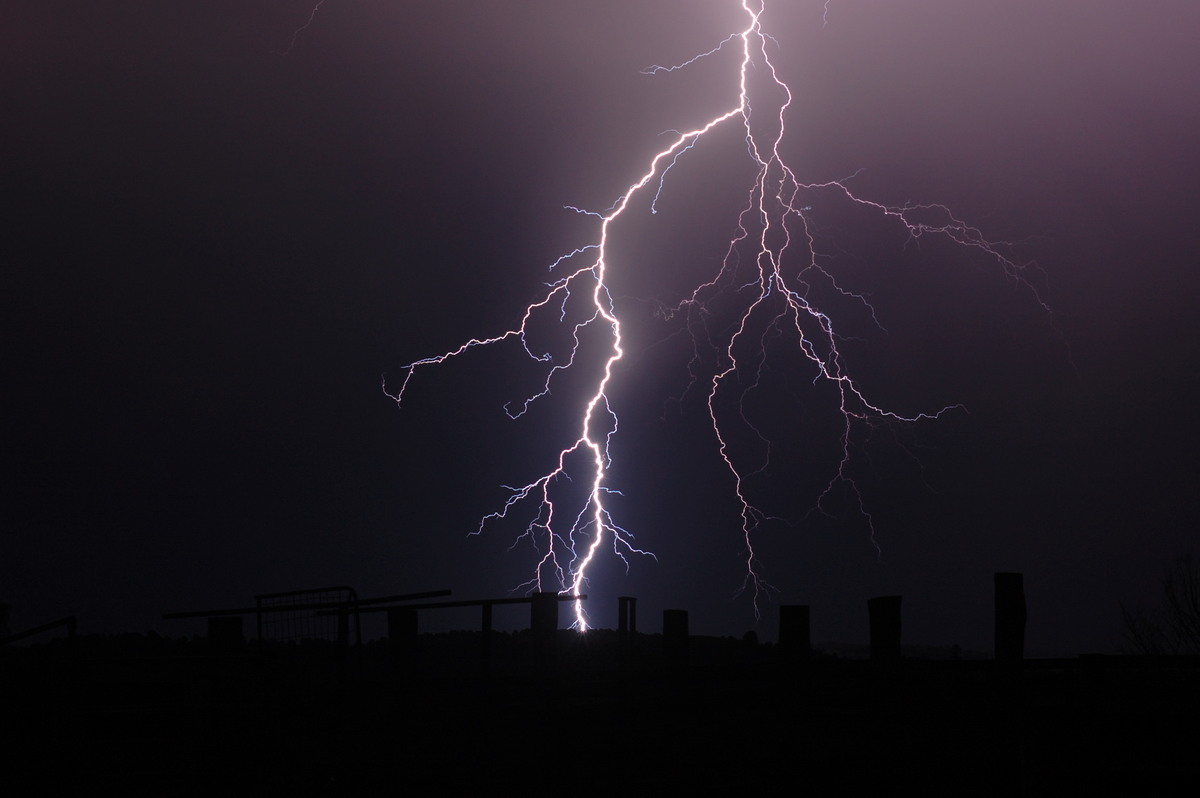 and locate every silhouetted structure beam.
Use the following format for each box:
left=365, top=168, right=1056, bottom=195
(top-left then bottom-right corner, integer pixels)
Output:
left=163, top=589, right=451, bottom=620
left=373, top=593, right=586, bottom=674
left=347, top=594, right=585, bottom=614
left=338, top=589, right=453, bottom=607
left=1, top=615, right=76, bottom=645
